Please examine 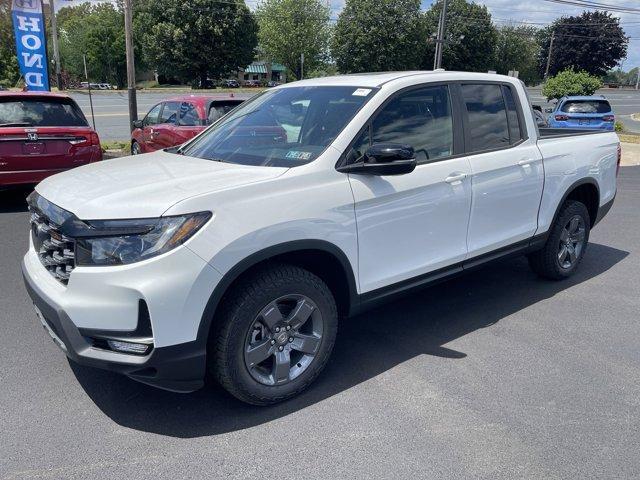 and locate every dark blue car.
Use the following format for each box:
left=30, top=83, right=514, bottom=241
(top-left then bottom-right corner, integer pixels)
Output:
left=547, top=95, right=615, bottom=131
